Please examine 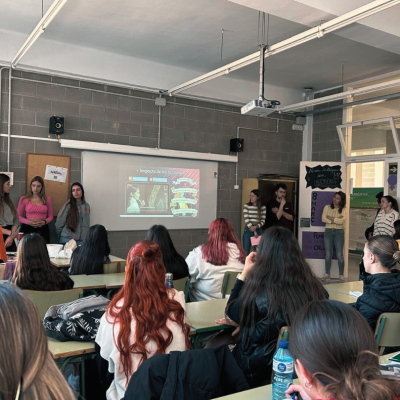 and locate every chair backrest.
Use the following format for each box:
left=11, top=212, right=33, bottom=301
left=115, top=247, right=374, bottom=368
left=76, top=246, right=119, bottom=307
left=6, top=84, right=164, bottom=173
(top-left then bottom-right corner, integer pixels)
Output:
left=374, top=313, right=400, bottom=348
left=24, top=288, right=83, bottom=320
left=221, top=271, right=241, bottom=299
left=173, top=277, right=190, bottom=302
